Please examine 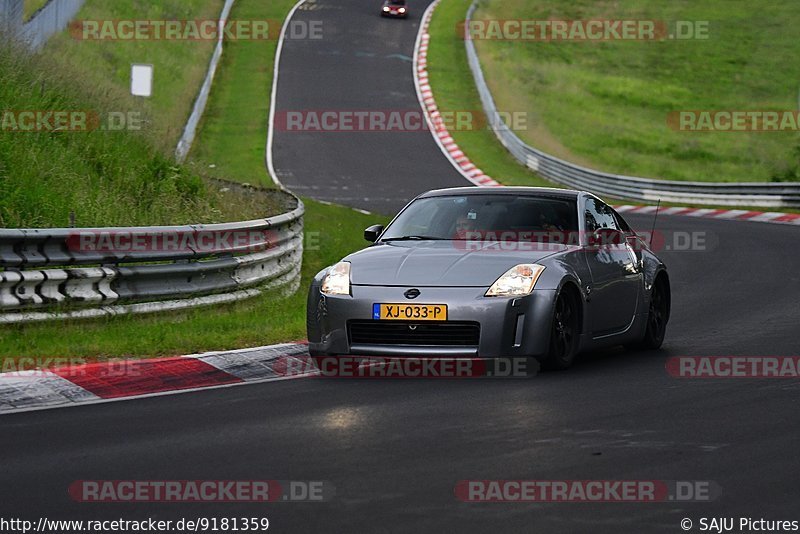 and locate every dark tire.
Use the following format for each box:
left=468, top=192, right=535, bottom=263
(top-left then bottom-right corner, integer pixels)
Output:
left=631, top=275, right=670, bottom=350
left=542, top=289, right=580, bottom=371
